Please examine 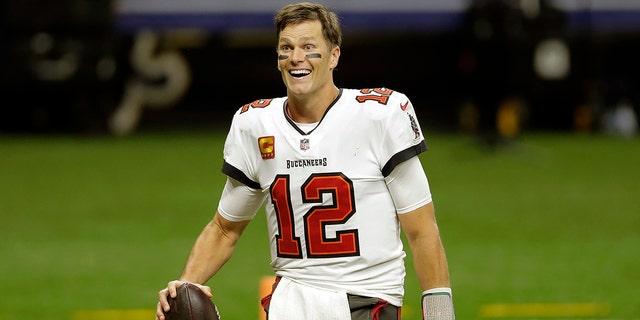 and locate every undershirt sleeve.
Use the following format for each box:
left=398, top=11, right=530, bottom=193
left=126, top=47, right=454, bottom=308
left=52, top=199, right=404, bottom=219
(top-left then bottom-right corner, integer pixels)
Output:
left=217, top=177, right=266, bottom=222
left=384, top=156, right=433, bottom=214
